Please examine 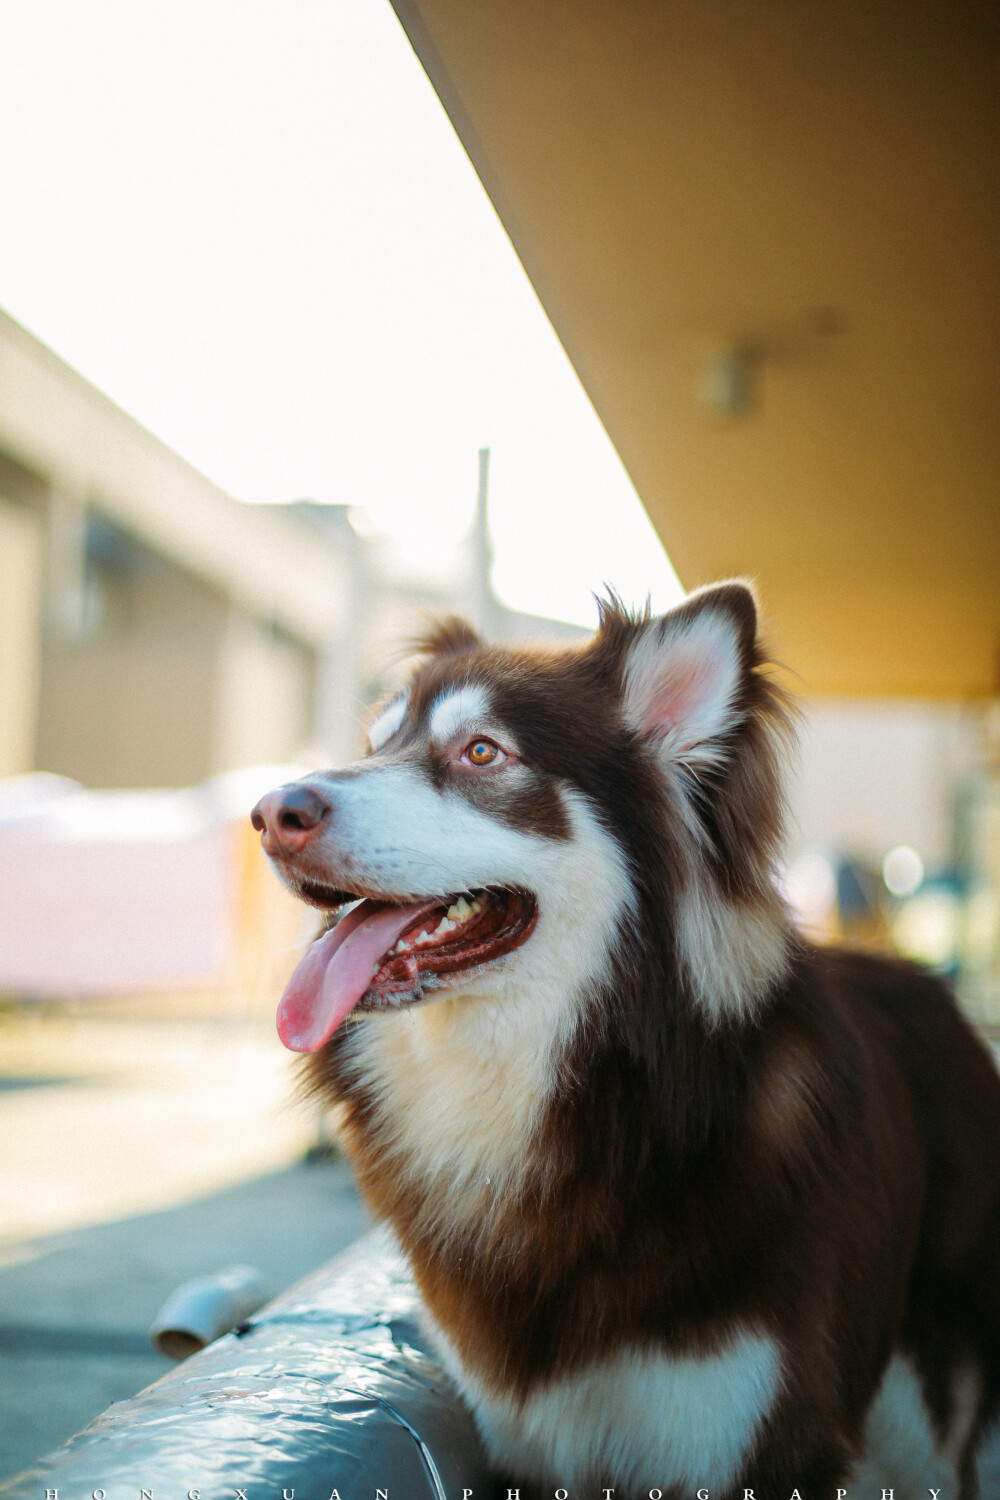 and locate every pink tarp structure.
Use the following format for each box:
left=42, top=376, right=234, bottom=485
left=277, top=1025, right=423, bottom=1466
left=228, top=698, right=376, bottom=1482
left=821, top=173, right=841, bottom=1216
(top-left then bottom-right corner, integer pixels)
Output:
left=0, top=767, right=302, bottom=998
